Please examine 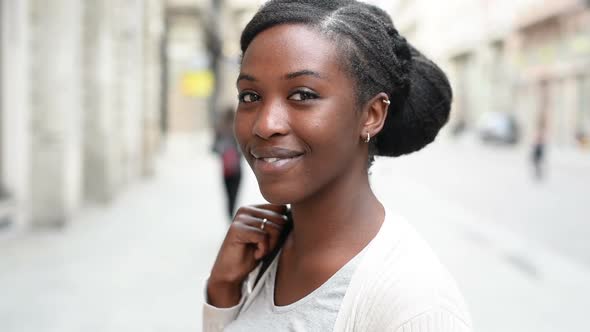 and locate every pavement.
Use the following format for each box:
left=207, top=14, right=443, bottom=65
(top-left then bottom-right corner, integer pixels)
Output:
left=0, top=131, right=589, bottom=332
left=0, top=133, right=228, bottom=332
